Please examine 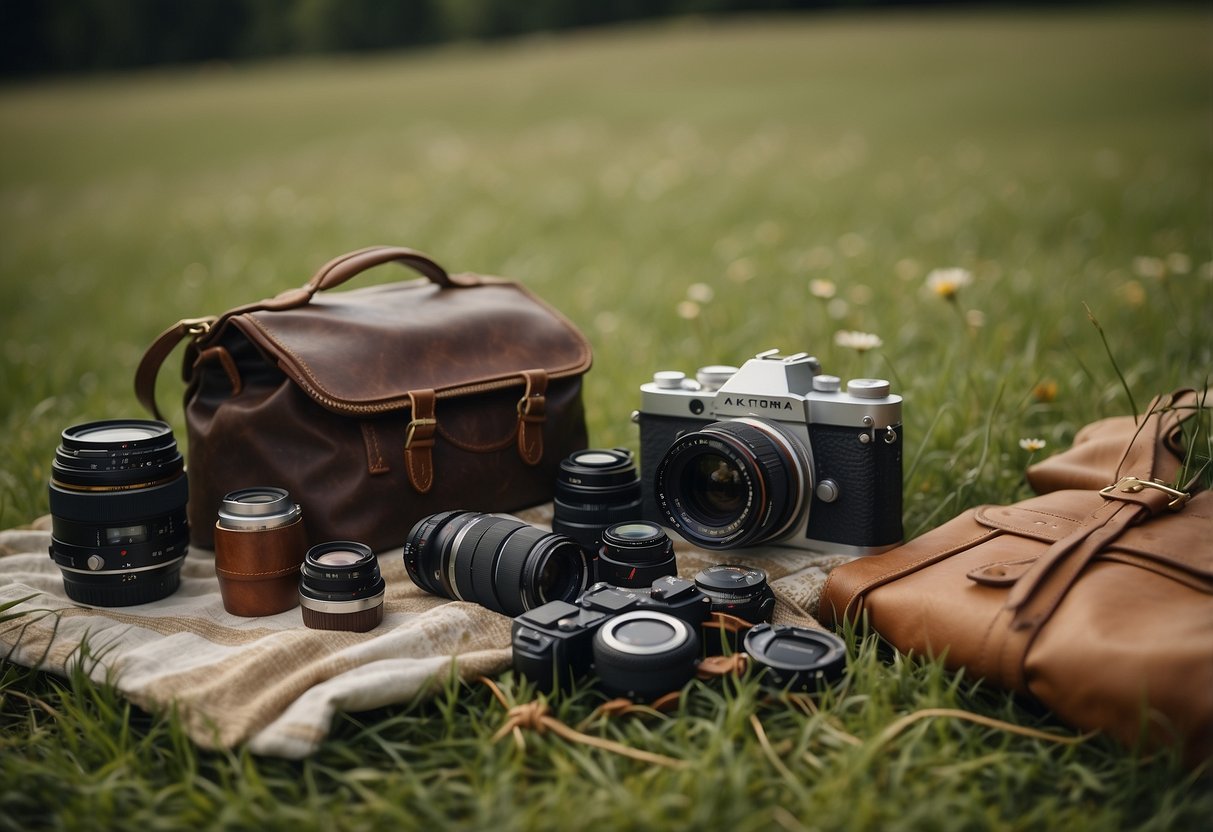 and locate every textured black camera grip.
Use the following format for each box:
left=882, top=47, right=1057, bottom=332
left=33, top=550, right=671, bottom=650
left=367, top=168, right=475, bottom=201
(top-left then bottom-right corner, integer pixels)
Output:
left=808, top=424, right=903, bottom=548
